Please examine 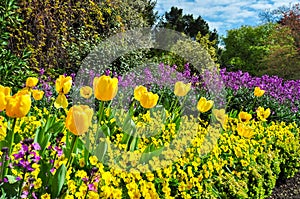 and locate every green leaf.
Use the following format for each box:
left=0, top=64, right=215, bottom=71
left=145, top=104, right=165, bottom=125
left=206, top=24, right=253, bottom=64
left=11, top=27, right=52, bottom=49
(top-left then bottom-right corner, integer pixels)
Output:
left=5, top=175, right=17, bottom=184
left=94, top=141, right=108, bottom=162
left=140, top=145, right=164, bottom=164
left=51, top=164, right=67, bottom=198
